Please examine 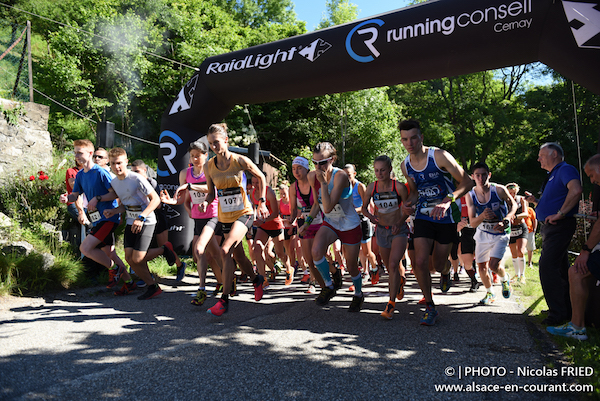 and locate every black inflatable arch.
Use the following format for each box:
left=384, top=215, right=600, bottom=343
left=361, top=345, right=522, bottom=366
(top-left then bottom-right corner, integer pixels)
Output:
left=159, top=0, right=600, bottom=252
